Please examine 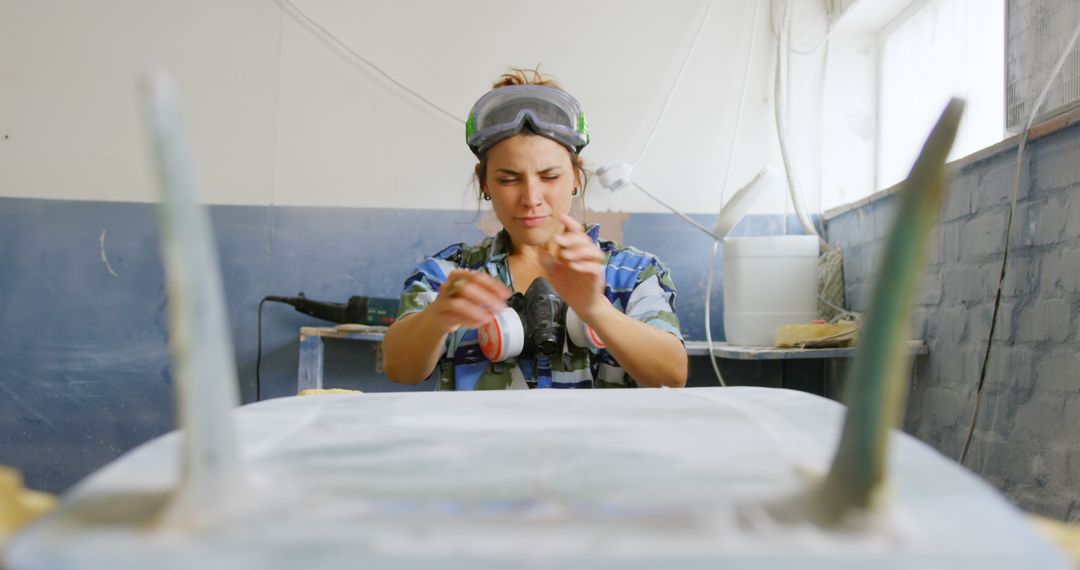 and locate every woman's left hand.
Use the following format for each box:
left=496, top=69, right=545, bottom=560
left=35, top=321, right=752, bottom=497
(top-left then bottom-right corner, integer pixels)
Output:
left=541, top=213, right=606, bottom=319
